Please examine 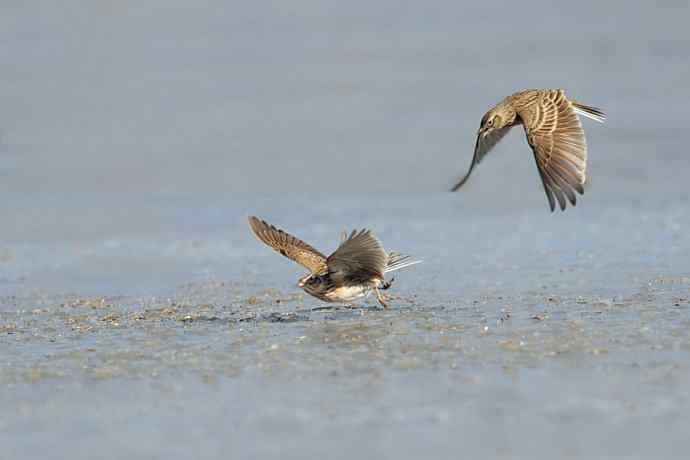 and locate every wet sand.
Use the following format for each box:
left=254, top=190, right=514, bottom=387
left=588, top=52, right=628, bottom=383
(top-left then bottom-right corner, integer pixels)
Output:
left=2, top=194, right=690, bottom=459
